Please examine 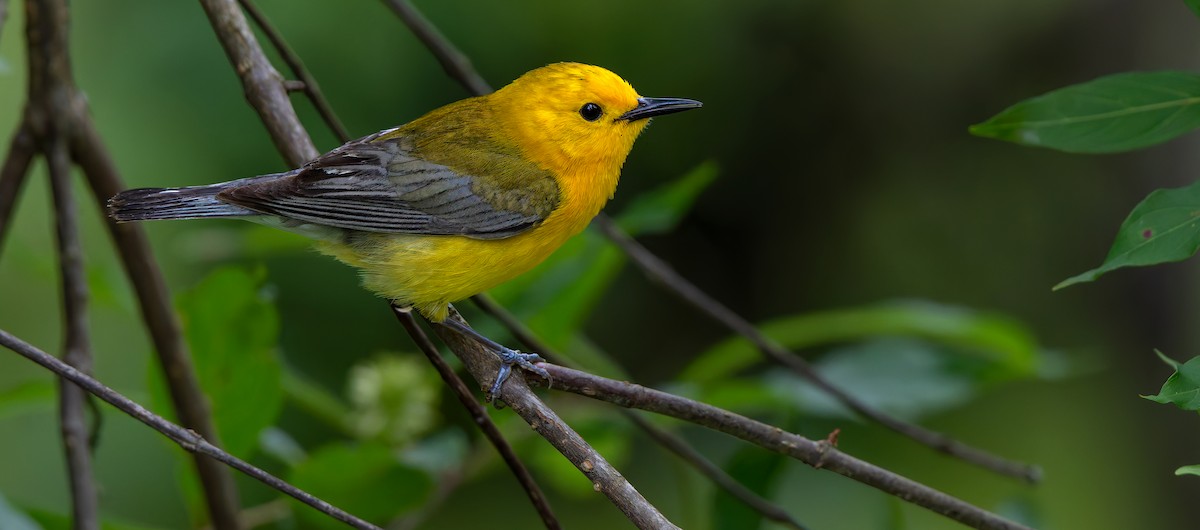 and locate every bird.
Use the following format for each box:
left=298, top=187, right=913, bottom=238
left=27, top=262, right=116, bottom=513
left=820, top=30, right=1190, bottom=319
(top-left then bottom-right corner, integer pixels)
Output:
left=108, top=62, right=701, bottom=398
